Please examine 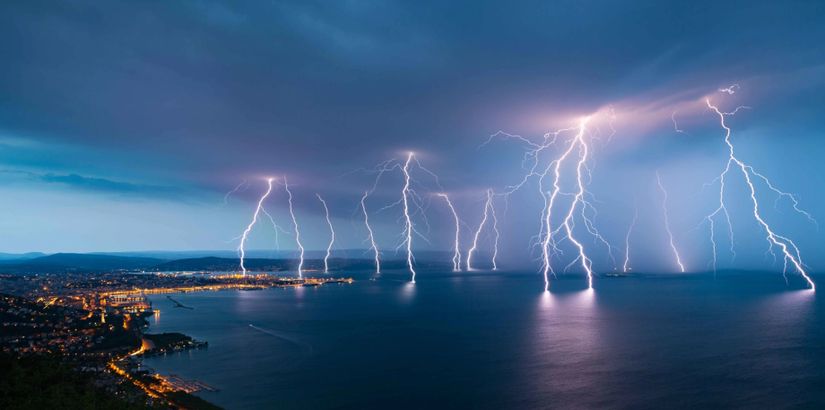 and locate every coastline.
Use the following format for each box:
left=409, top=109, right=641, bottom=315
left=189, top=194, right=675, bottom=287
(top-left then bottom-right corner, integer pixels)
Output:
left=126, top=277, right=355, bottom=408
left=108, top=307, right=222, bottom=410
